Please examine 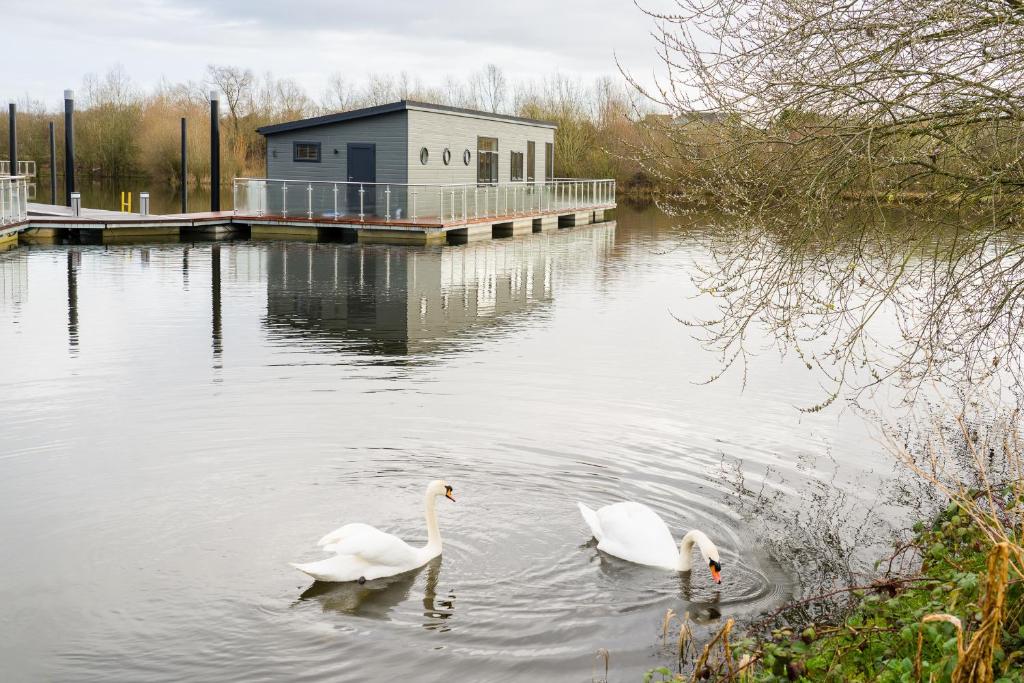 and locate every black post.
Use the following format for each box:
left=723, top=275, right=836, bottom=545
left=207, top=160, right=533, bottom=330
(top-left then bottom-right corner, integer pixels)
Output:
left=180, top=117, right=188, bottom=213
left=7, top=102, right=16, bottom=177
left=48, top=122, right=56, bottom=204
left=63, top=90, right=75, bottom=206
left=210, top=91, right=220, bottom=212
